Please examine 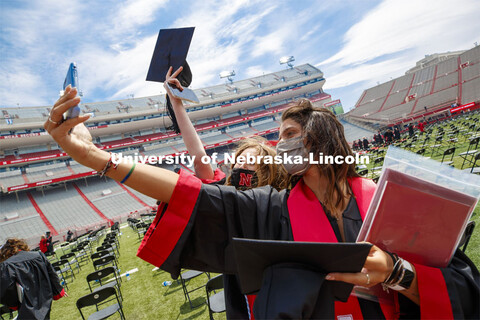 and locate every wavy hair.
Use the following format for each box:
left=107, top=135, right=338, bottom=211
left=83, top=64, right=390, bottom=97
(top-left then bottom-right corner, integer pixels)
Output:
left=282, top=99, right=359, bottom=215
left=0, top=238, right=30, bottom=263
left=226, top=136, right=288, bottom=191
